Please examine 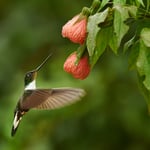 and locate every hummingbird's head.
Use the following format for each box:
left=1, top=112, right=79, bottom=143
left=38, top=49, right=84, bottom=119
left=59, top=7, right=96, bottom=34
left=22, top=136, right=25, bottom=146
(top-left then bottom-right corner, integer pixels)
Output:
left=24, top=53, right=52, bottom=87
left=24, top=71, right=37, bottom=87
